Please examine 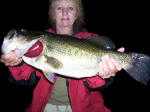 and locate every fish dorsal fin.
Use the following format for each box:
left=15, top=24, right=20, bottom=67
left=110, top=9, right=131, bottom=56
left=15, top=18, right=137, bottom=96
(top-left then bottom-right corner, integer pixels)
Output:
left=86, top=36, right=116, bottom=50
left=45, top=55, right=63, bottom=69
